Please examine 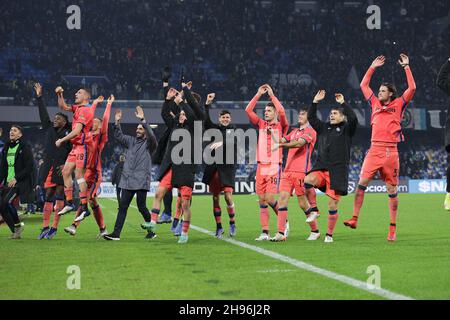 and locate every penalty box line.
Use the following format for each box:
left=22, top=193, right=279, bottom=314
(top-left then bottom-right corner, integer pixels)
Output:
left=105, top=198, right=414, bottom=300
